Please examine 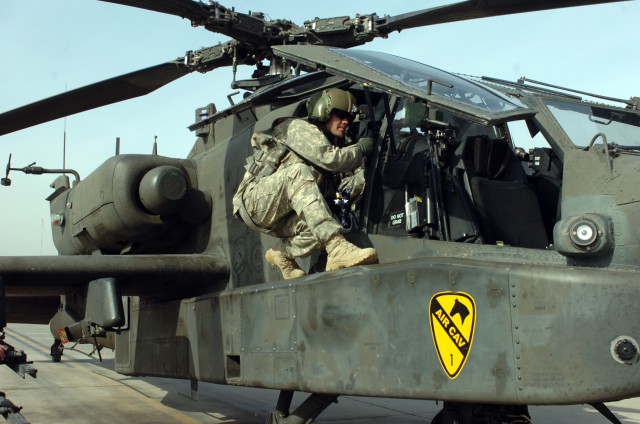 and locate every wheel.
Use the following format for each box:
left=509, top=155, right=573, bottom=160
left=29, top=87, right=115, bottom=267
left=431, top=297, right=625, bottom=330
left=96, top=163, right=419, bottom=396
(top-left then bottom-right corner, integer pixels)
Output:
left=432, top=409, right=462, bottom=424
